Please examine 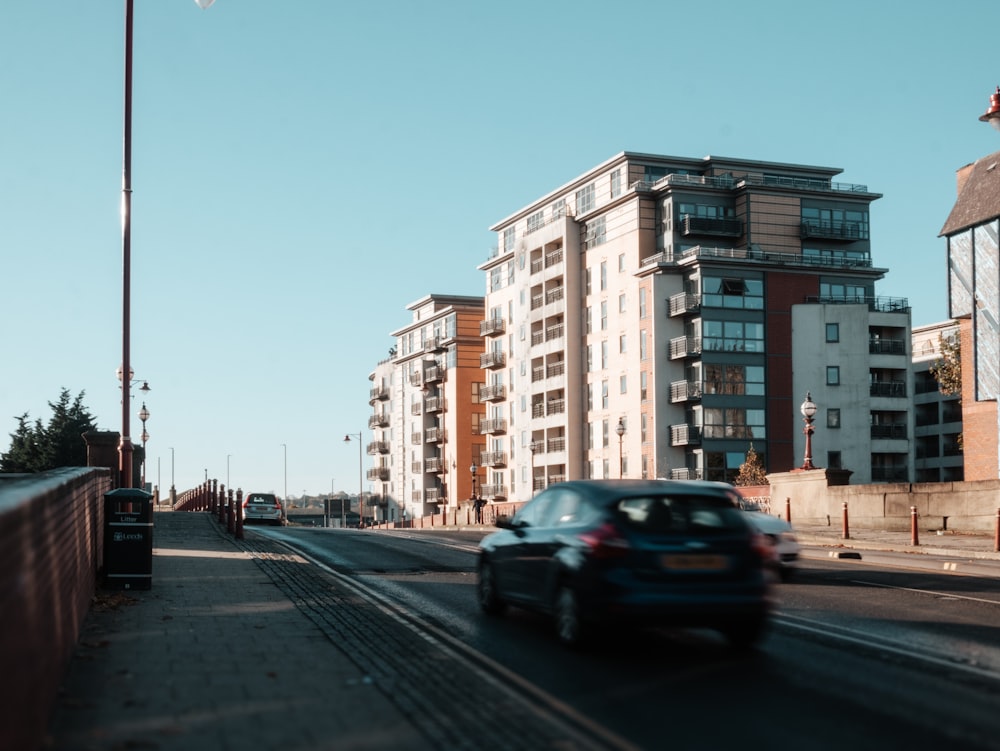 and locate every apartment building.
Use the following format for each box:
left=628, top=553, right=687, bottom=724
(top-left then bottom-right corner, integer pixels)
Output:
left=368, top=294, right=485, bottom=520
left=940, top=149, right=1000, bottom=480
left=911, top=321, right=963, bottom=482
left=483, top=152, right=911, bottom=500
